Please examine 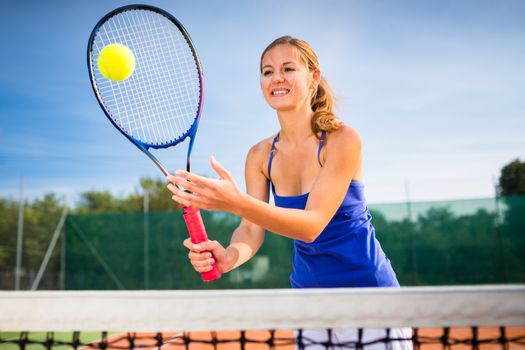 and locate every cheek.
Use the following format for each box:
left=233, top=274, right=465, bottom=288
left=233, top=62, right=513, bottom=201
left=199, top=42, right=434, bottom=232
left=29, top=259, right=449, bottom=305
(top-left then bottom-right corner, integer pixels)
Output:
left=289, top=77, right=306, bottom=95
left=260, top=78, right=270, bottom=96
